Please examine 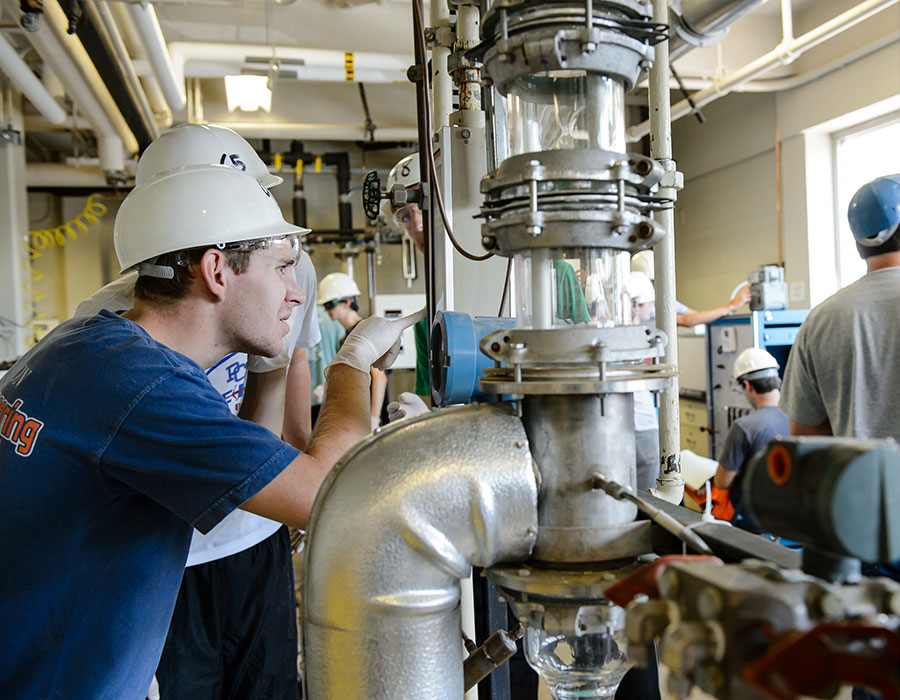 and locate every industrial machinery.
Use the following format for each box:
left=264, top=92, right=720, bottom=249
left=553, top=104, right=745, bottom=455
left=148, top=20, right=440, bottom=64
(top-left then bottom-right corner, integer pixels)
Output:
left=706, top=309, right=808, bottom=457
left=300, top=1, right=900, bottom=699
